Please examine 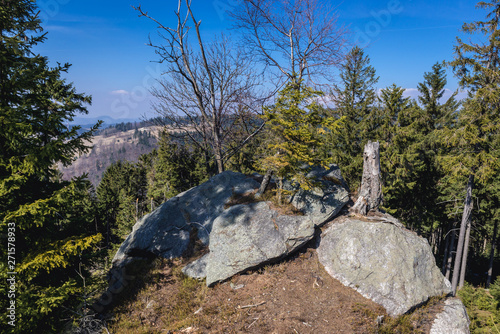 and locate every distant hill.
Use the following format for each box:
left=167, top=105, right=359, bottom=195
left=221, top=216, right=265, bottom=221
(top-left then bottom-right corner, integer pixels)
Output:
left=68, top=116, right=143, bottom=134
left=59, top=121, right=161, bottom=186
